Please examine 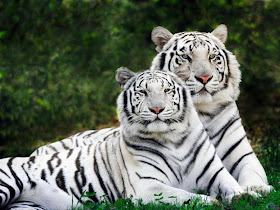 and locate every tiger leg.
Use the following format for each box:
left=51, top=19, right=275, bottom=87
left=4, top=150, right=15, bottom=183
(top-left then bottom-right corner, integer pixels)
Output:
left=209, top=111, right=273, bottom=195
left=230, top=152, right=274, bottom=195
left=135, top=181, right=218, bottom=205
left=215, top=131, right=273, bottom=194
